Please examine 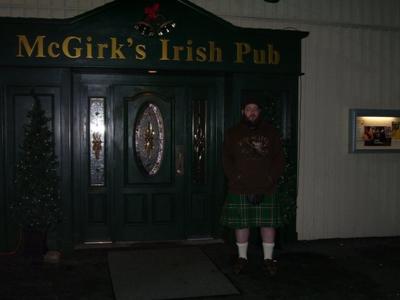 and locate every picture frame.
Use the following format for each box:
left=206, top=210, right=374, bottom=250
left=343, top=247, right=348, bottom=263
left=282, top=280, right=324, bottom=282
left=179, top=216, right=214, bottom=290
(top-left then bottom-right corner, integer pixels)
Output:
left=349, top=109, right=400, bottom=153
